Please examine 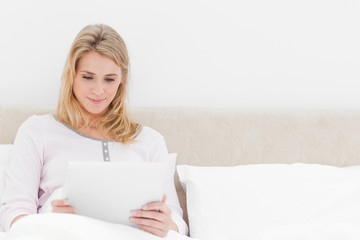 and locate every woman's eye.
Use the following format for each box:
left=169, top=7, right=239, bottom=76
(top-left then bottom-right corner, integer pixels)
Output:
left=83, top=76, right=93, bottom=80
left=105, top=78, right=115, bottom=82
